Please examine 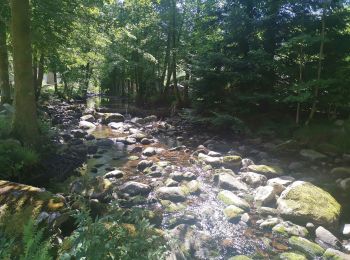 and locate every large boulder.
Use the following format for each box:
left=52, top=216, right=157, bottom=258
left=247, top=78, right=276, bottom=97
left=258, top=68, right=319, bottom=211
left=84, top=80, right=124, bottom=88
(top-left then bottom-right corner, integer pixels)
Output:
left=277, top=181, right=341, bottom=227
